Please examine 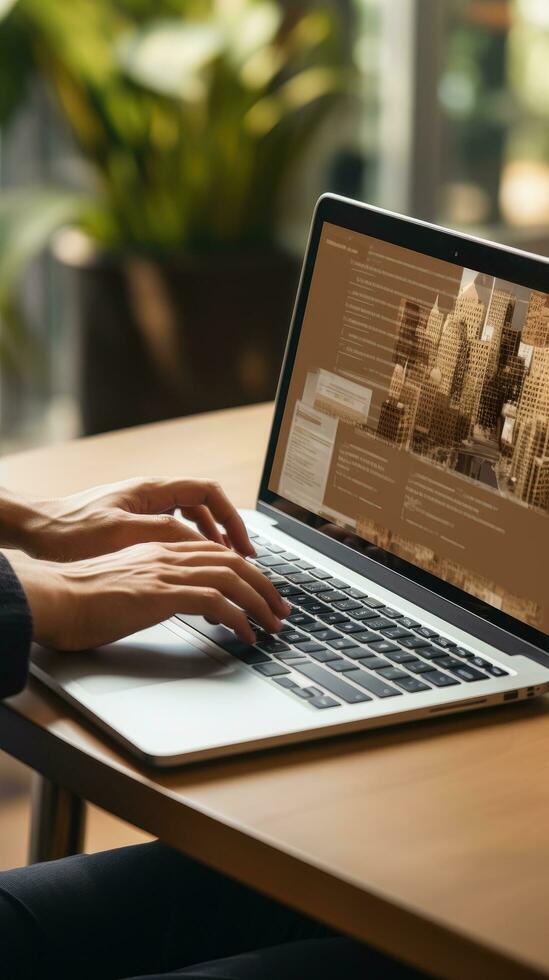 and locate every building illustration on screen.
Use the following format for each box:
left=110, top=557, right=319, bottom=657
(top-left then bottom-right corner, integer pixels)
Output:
left=375, top=272, right=549, bottom=514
